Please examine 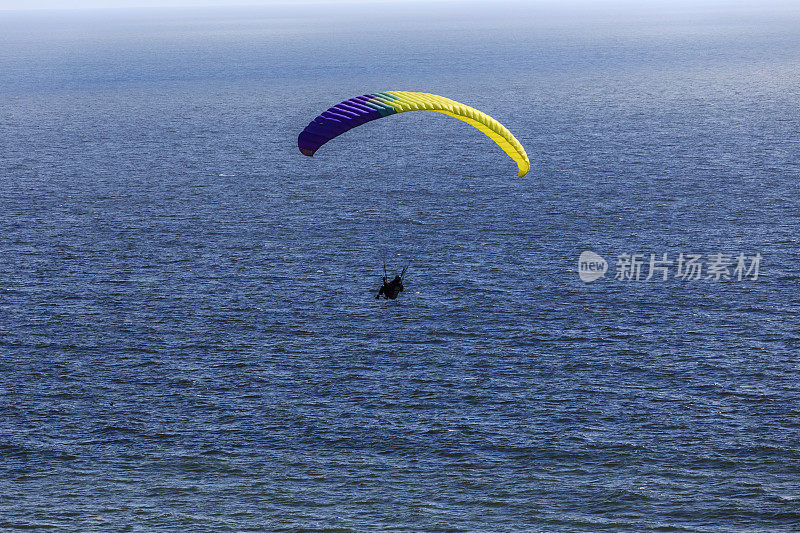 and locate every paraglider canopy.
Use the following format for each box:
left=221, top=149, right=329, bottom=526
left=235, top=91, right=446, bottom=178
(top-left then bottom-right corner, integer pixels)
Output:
left=298, top=91, right=530, bottom=177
